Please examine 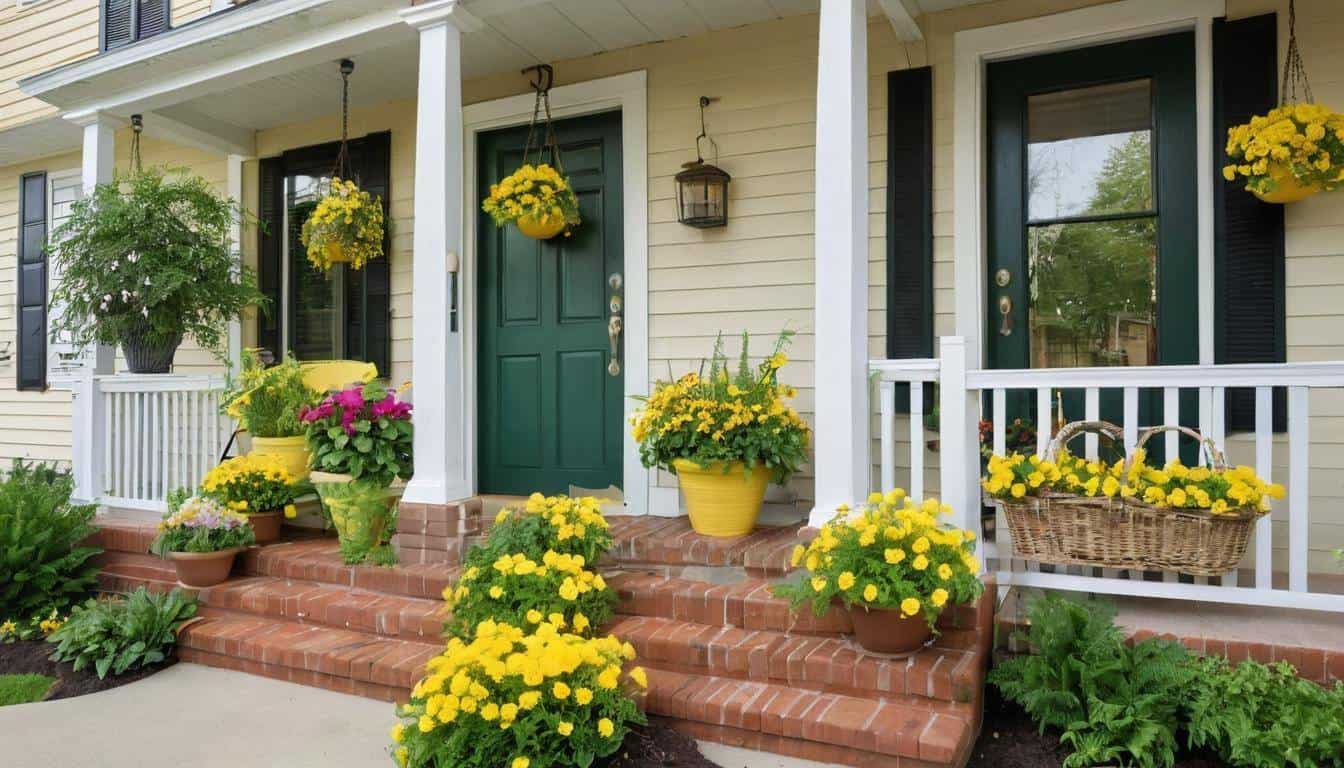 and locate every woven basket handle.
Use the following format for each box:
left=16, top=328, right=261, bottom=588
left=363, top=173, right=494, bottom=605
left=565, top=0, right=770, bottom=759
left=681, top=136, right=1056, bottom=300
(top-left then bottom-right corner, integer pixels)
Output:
left=1043, top=420, right=1125, bottom=463
left=1129, top=425, right=1227, bottom=473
